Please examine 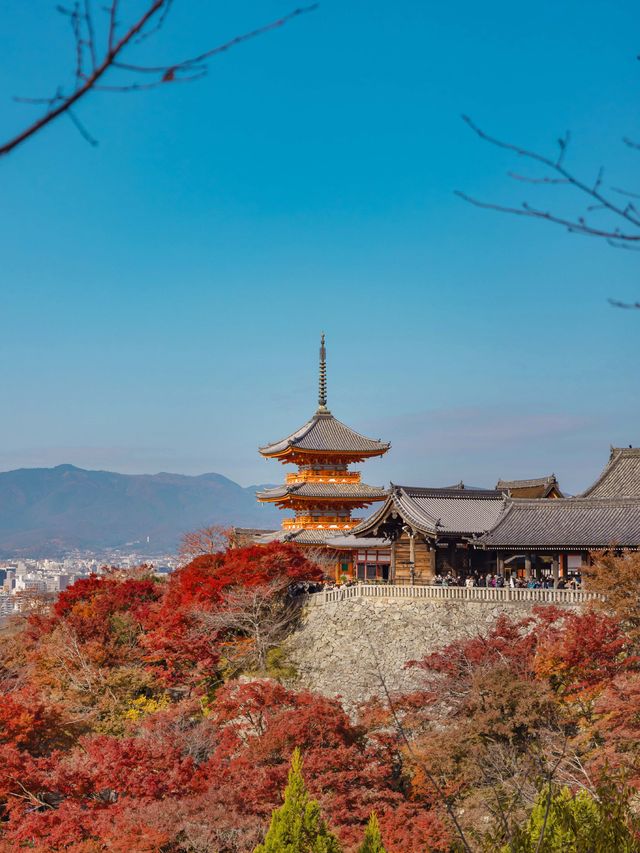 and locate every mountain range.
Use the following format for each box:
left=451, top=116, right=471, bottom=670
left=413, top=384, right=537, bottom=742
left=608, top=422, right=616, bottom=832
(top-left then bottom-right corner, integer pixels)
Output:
left=0, top=464, right=280, bottom=557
